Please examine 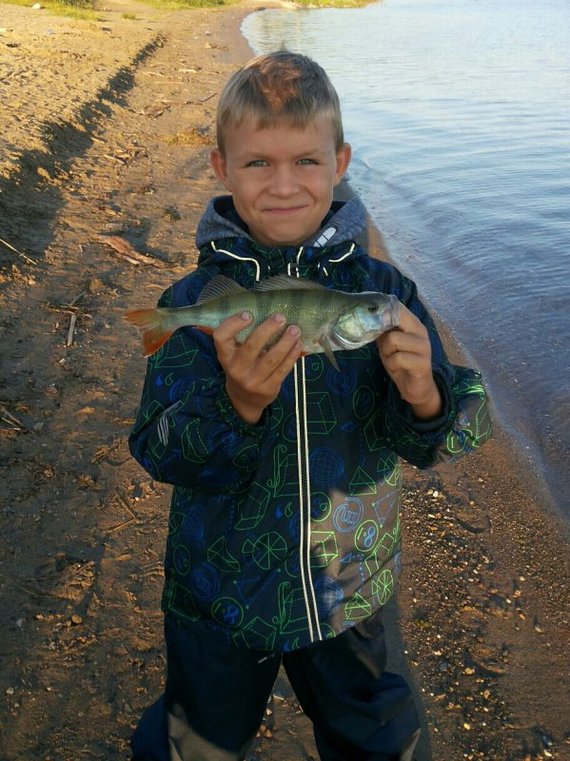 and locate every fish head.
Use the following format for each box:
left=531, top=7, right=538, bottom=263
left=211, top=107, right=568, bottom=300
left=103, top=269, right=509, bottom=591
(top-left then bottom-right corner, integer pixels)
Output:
left=331, top=293, right=400, bottom=349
